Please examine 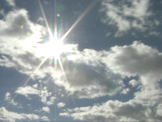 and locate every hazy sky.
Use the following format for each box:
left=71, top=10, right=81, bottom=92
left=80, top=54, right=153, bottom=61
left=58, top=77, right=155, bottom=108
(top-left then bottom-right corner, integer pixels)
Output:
left=0, top=0, right=162, bottom=121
